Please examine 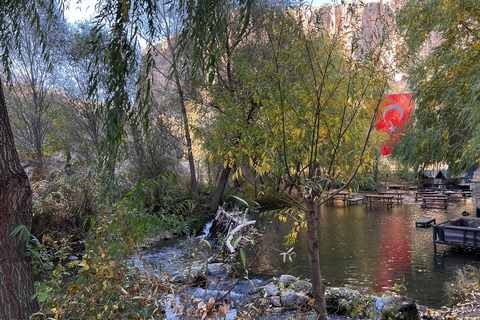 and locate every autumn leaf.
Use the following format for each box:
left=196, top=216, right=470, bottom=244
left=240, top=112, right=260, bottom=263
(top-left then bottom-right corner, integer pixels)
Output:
left=217, top=302, right=230, bottom=318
